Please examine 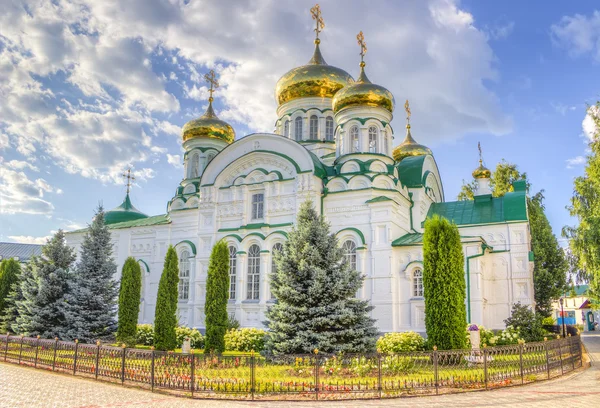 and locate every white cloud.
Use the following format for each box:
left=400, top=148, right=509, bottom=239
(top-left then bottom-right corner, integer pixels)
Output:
left=0, top=167, right=56, bottom=214
left=551, top=102, right=577, bottom=116
left=2, top=160, right=39, bottom=172
left=8, top=235, right=51, bottom=245
left=167, top=154, right=183, bottom=168
left=566, top=156, right=586, bottom=169
left=583, top=105, right=599, bottom=141
left=488, top=21, right=515, bottom=40
left=551, top=11, right=600, bottom=62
